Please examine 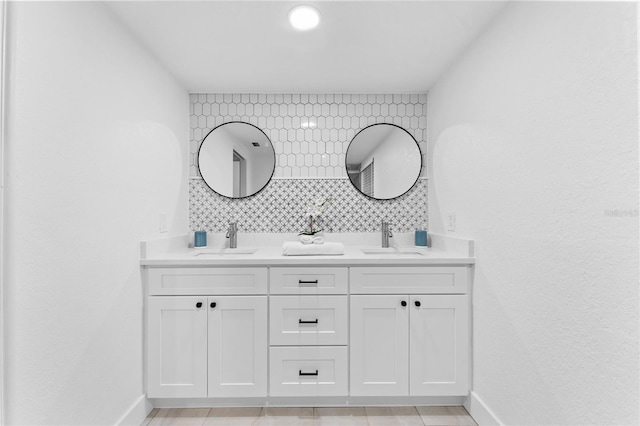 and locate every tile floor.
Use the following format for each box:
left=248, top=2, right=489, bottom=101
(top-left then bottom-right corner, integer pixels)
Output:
left=142, top=406, right=477, bottom=426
